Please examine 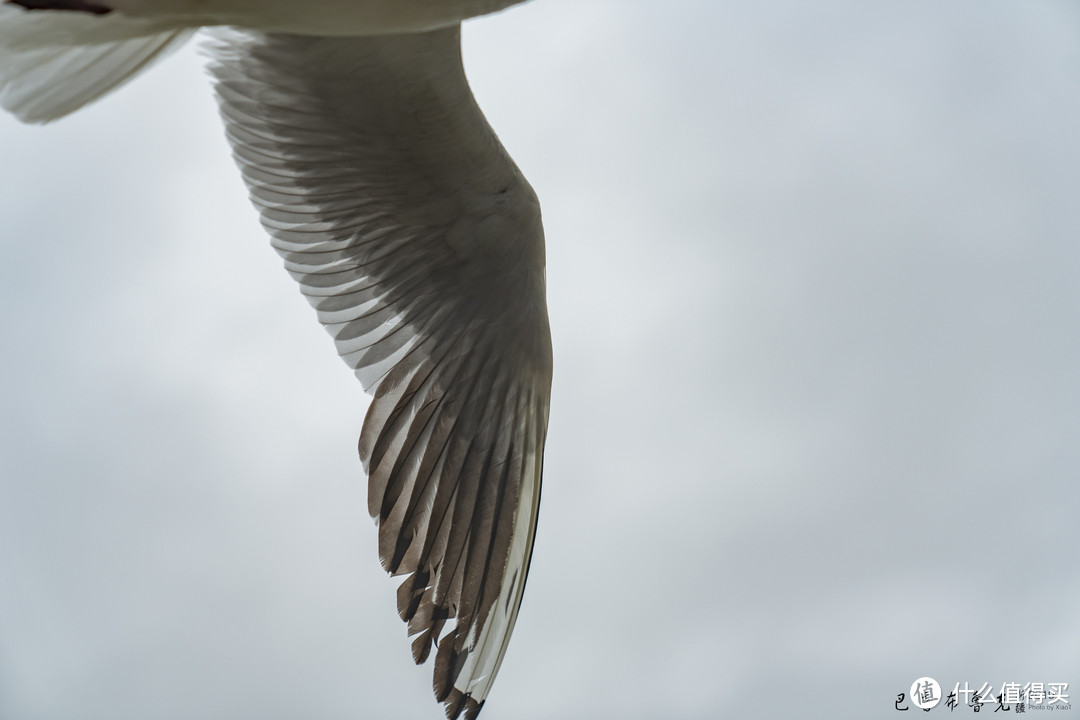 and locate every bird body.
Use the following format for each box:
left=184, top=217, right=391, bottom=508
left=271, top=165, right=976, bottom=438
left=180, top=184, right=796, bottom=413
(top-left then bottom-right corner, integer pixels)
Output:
left=97, top=0, right=526, bottom=34
left=0, top=2, right=549, bottom=719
